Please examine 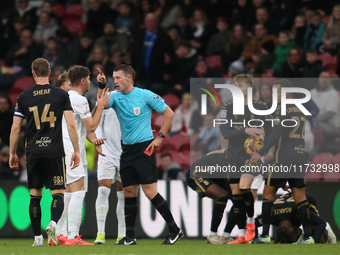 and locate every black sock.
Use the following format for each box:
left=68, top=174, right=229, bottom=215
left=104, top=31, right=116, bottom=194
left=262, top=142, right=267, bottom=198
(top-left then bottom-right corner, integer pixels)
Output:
left=211, top=195, right=228, bottom=232
left=262, top=199, right=273, bottom=236
left=125, top=197, right=138, bottom=239
left=151, top=193, right=179, bottom=234
left=240, top=188, right=254, bottom=218
left=224, top=205, right=237, bottom=233
left=51, top=193, right=64, bottom=223
left=232, top=194, right=246, bottom=230
left=297, top=200, right=312, bottom=237
left=29, top=195, right=42, bottom=236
